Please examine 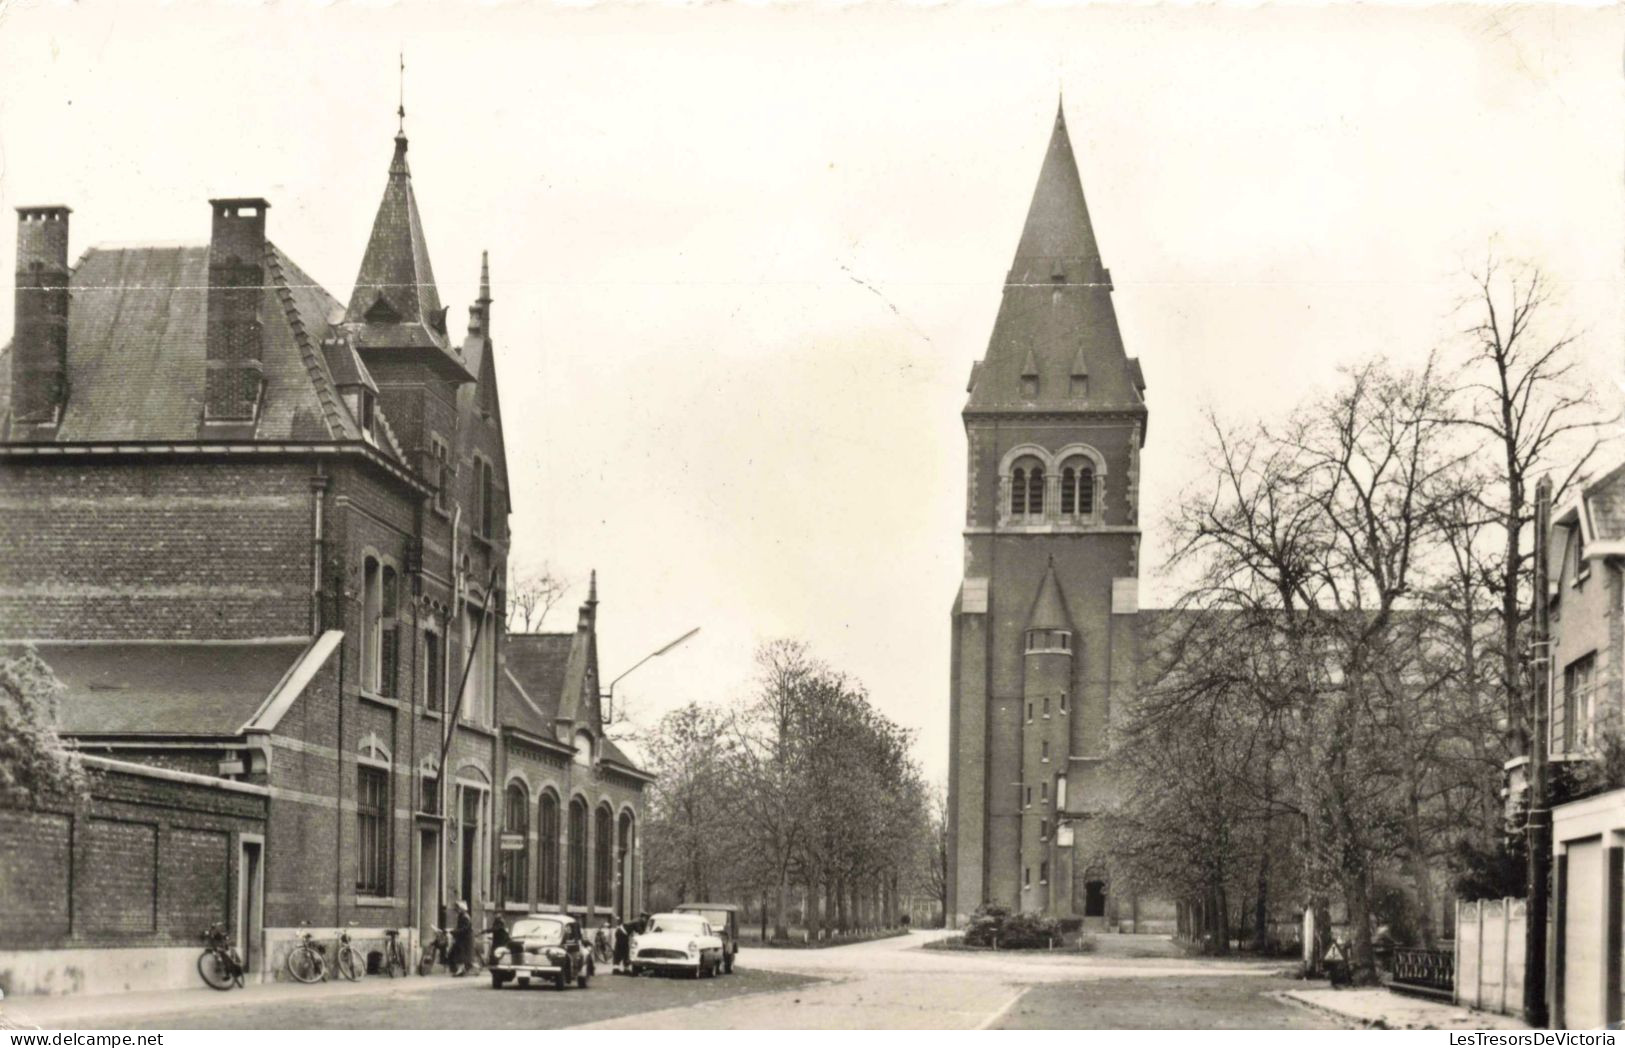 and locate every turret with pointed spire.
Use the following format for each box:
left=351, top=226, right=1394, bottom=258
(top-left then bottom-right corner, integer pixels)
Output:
left=342, top=118, right=474, bottom=384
